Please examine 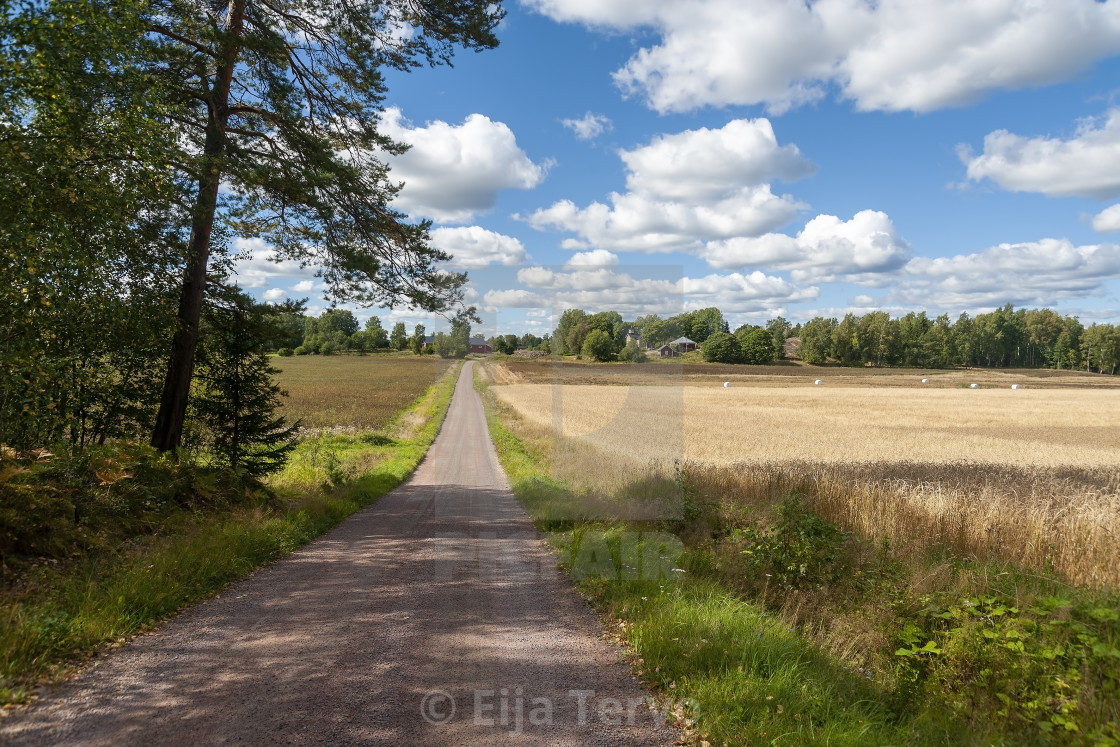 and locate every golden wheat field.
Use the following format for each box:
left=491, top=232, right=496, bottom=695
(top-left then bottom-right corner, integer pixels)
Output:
left=486, top=361, right=1120, bottom=586
left=272, top=355, right=454, bottom=431
left=492, top=380, right=1120, bottom=468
